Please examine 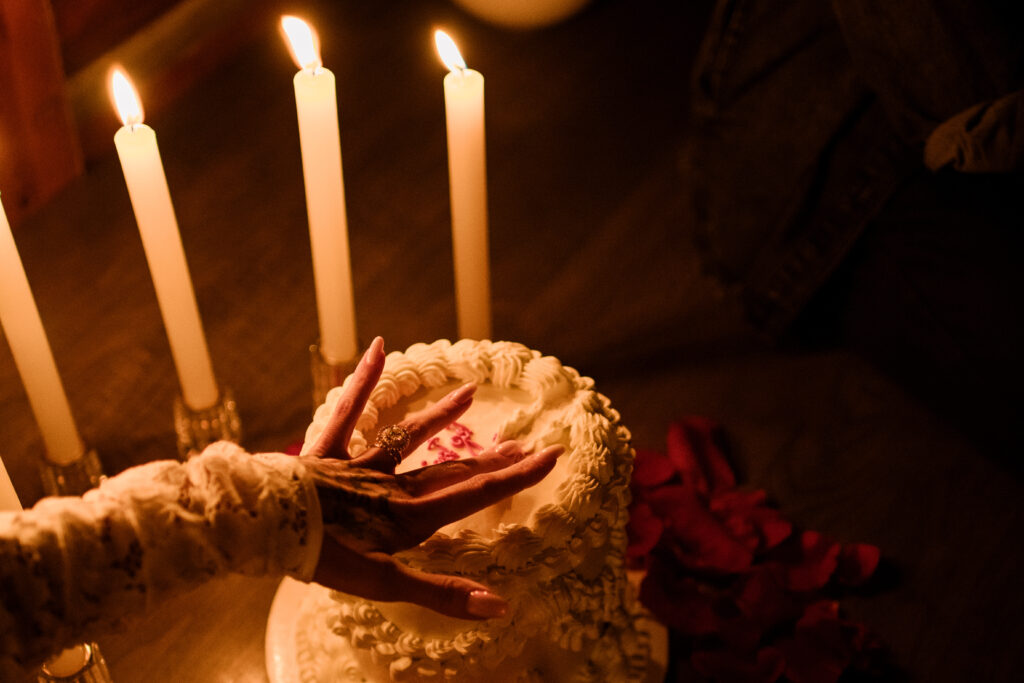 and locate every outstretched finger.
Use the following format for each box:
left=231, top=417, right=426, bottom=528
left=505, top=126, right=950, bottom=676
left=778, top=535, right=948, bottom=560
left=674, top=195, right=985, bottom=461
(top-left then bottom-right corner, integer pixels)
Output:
left=407, top=445, right=564, bottom=526
left=354, top=382, right=476, bottom=470
left=311, top=337, right=385, bottom=459
left=397, top=441, right=529, bottom=497
left=313, top=535, right=508, bottom=620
